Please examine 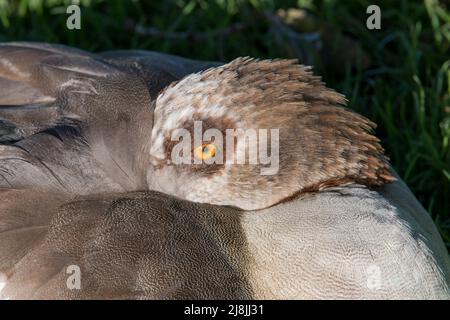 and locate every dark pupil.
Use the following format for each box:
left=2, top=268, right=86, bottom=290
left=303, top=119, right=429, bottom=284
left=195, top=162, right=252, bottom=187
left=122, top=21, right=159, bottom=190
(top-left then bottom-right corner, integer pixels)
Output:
left=203, top=146, right=209, bottom=153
